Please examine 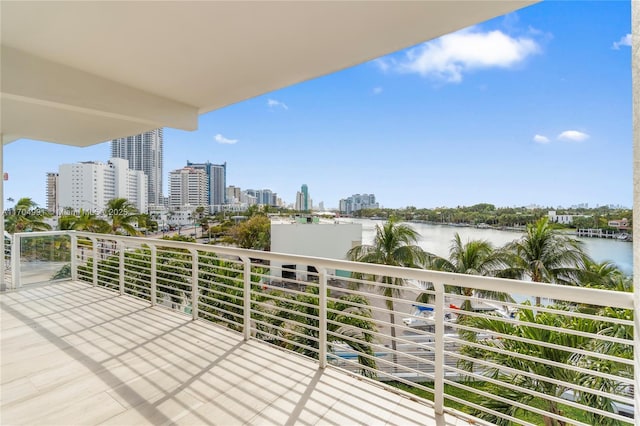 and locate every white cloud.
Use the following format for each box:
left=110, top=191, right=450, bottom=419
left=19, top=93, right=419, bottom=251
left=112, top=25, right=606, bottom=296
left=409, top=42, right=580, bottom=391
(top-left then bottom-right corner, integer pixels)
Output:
left=214, top=133, right=238, bottom=145
left=557, top=130, right=589, bottom=142
left=384, top=28, right=540, bottom=83
left=372, top=86, right=383, bottom=95
left=533, top=134, right=550, bottom=144
left=612, top=34, right=631, bottom=50
left=374, top=58, right=391, bottom=73
left=267, top=99, right=288, bottom=110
